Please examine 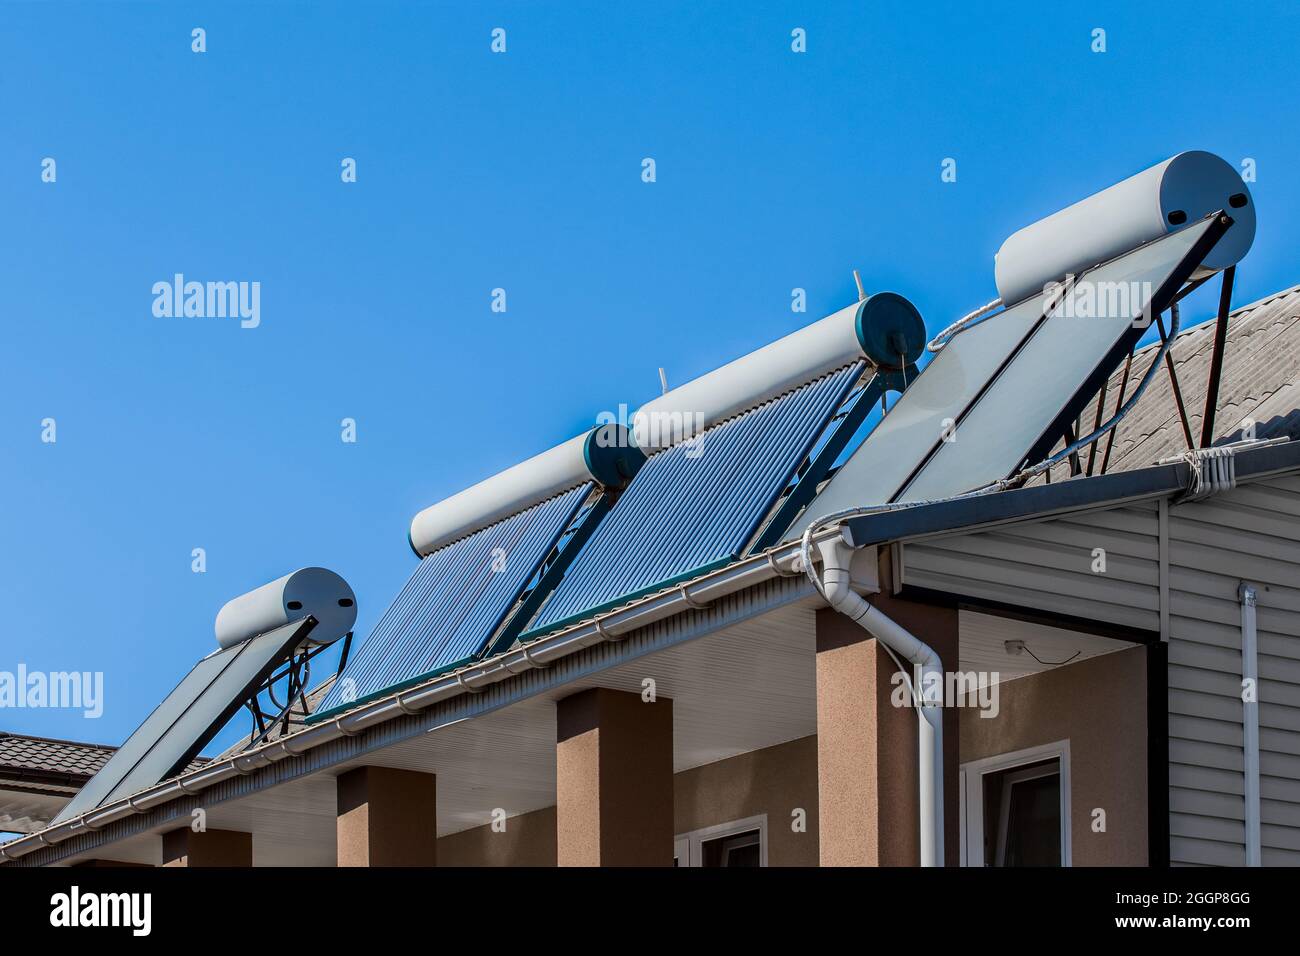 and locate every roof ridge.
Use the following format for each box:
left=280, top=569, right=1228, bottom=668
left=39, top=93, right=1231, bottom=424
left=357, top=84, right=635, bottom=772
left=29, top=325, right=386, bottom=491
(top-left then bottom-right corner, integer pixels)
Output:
left=1229, top=281, right=1300, bottom=317
left=1128, top=281, right=1300, bottom=358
